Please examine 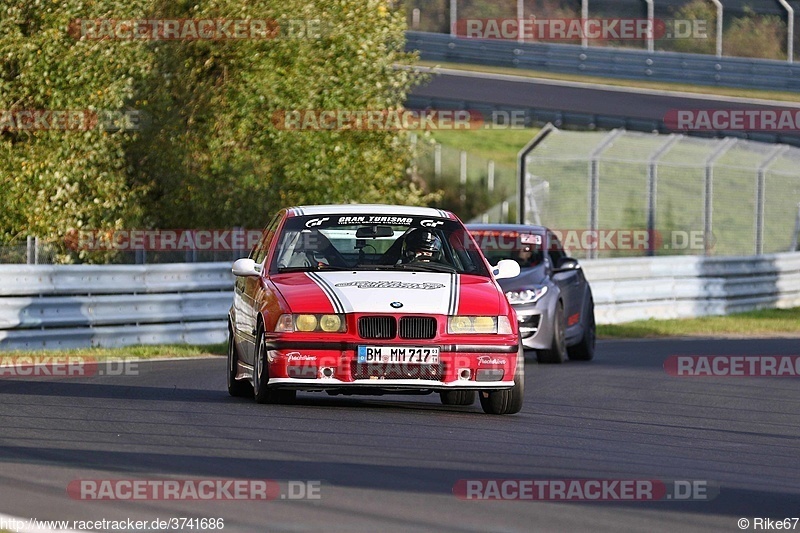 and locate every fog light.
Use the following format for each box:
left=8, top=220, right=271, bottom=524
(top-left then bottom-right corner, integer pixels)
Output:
left=476, top=369, right=504, bottom=382
left=458, top=368, right=472, bottom=380
left=288, top=365, right=317, bottom=379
